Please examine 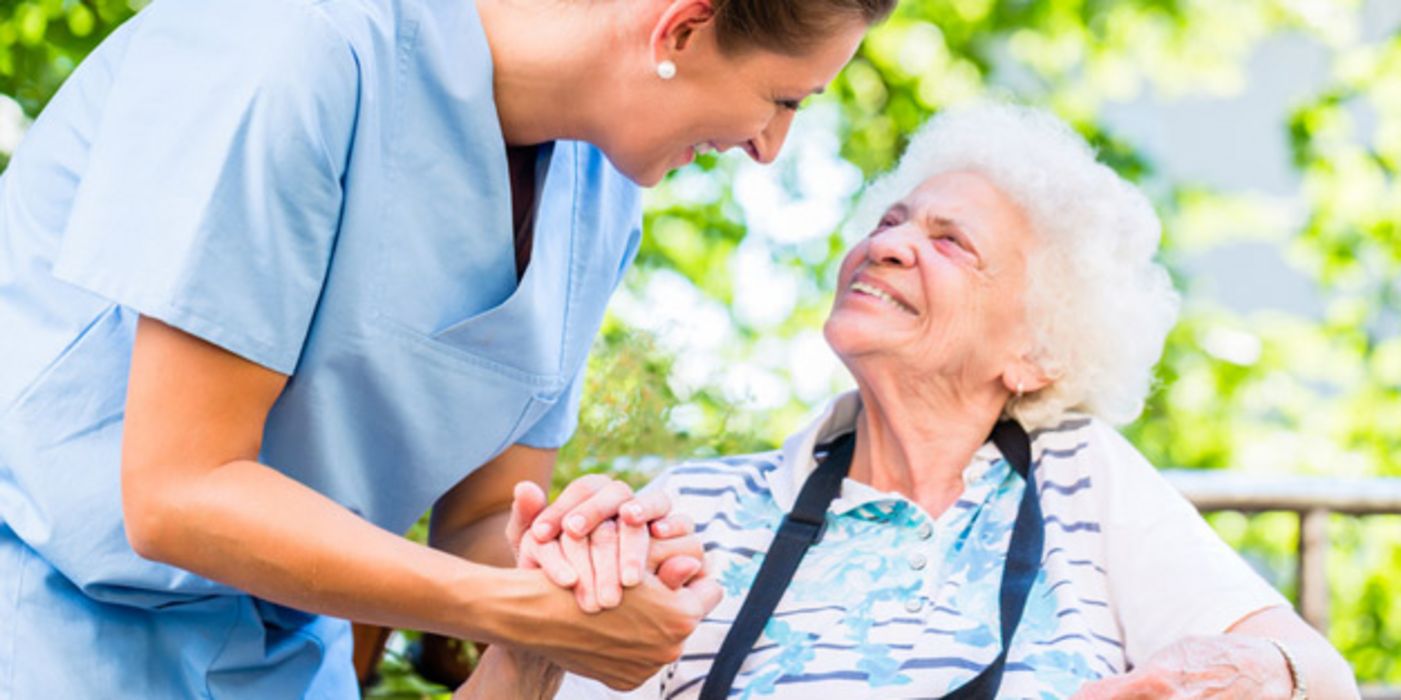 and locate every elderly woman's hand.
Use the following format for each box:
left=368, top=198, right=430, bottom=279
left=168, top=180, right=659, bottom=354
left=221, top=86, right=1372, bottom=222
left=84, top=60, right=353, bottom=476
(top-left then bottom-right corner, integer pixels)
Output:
left=506, top=476, right=706, bottom=612
left=1070, top=635, right=1295, bottom=700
